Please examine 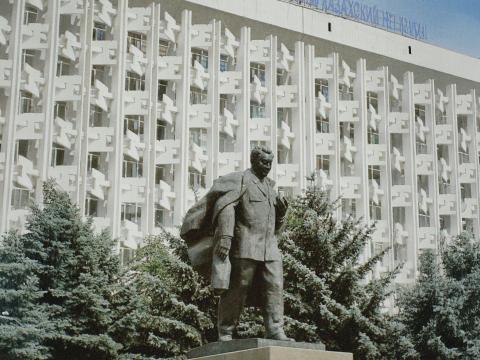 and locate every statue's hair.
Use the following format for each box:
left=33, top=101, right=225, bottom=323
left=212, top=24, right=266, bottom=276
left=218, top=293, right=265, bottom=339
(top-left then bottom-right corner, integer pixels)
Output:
left=250, top=146, right=274, bottom=164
